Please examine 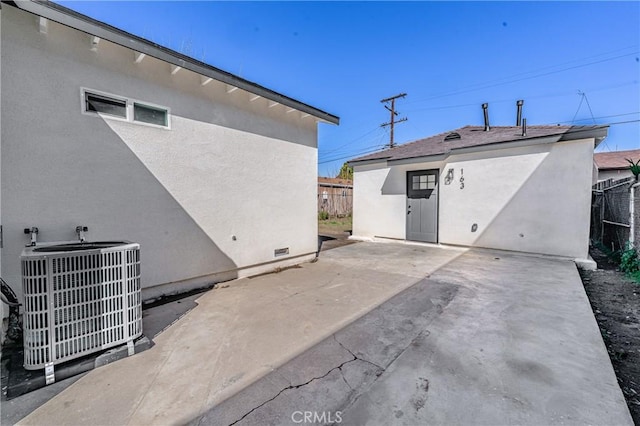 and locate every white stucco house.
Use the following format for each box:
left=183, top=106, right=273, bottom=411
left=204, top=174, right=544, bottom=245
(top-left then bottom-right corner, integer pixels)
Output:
left=349, top=123, right=608, bottom=261
left=594, top=149, right=640, bottom=182
left=0, top=0, right=339, bottom=315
